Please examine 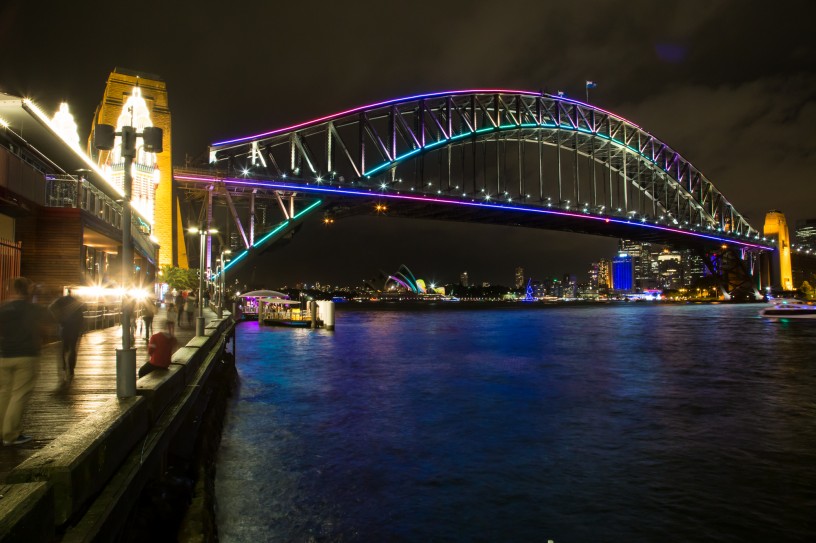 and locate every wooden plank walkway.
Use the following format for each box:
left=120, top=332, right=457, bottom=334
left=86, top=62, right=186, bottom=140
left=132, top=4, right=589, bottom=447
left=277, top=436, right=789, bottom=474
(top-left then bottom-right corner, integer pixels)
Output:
left=0, top=305, right=219, bottom=480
